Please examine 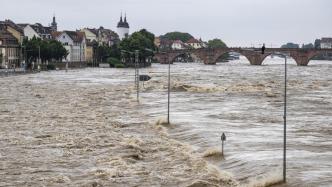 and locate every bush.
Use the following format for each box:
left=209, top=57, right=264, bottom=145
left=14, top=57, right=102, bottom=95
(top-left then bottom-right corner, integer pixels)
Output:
left=107, top=57, right=121, bottom=65
left=114, top=63, right=125, bottom=68
left=107, top=57, right=126, bottom=68
left=46, top=64, right=56, bottom=70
